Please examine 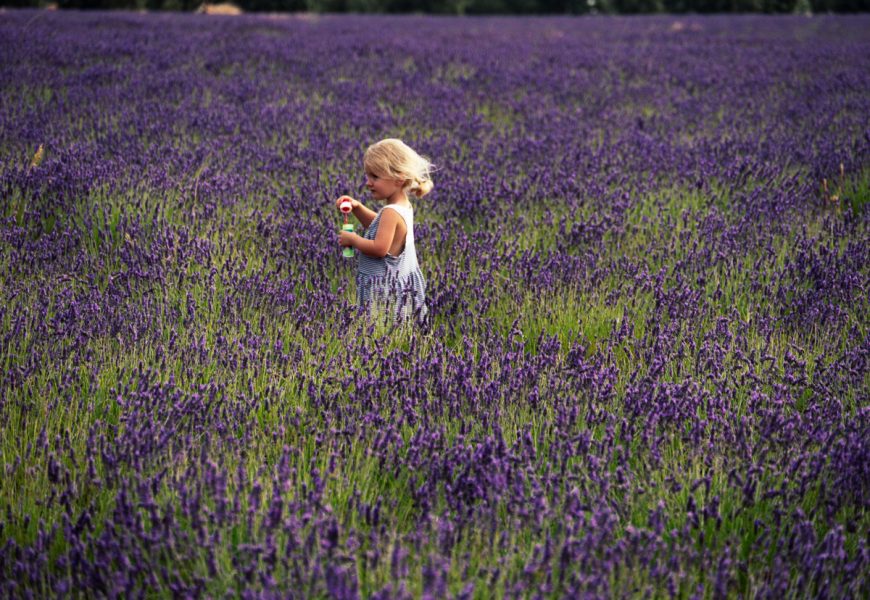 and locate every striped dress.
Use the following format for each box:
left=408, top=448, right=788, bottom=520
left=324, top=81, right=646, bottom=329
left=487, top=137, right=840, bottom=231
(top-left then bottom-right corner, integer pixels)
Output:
left=356, top=203, right=428, bottom=323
